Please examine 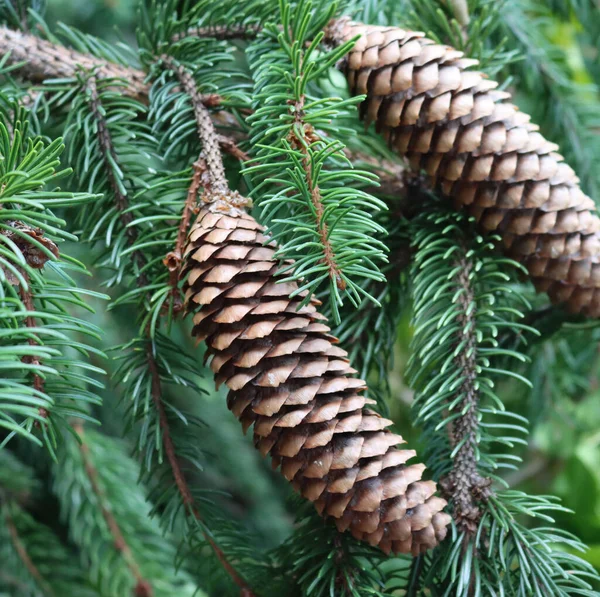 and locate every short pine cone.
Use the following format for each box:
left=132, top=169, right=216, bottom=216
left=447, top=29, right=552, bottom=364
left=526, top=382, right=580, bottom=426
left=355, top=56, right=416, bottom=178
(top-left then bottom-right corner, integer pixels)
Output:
left=183, top=203, right=451, bottom=555
left=327, top=19, right=600, bottom=317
